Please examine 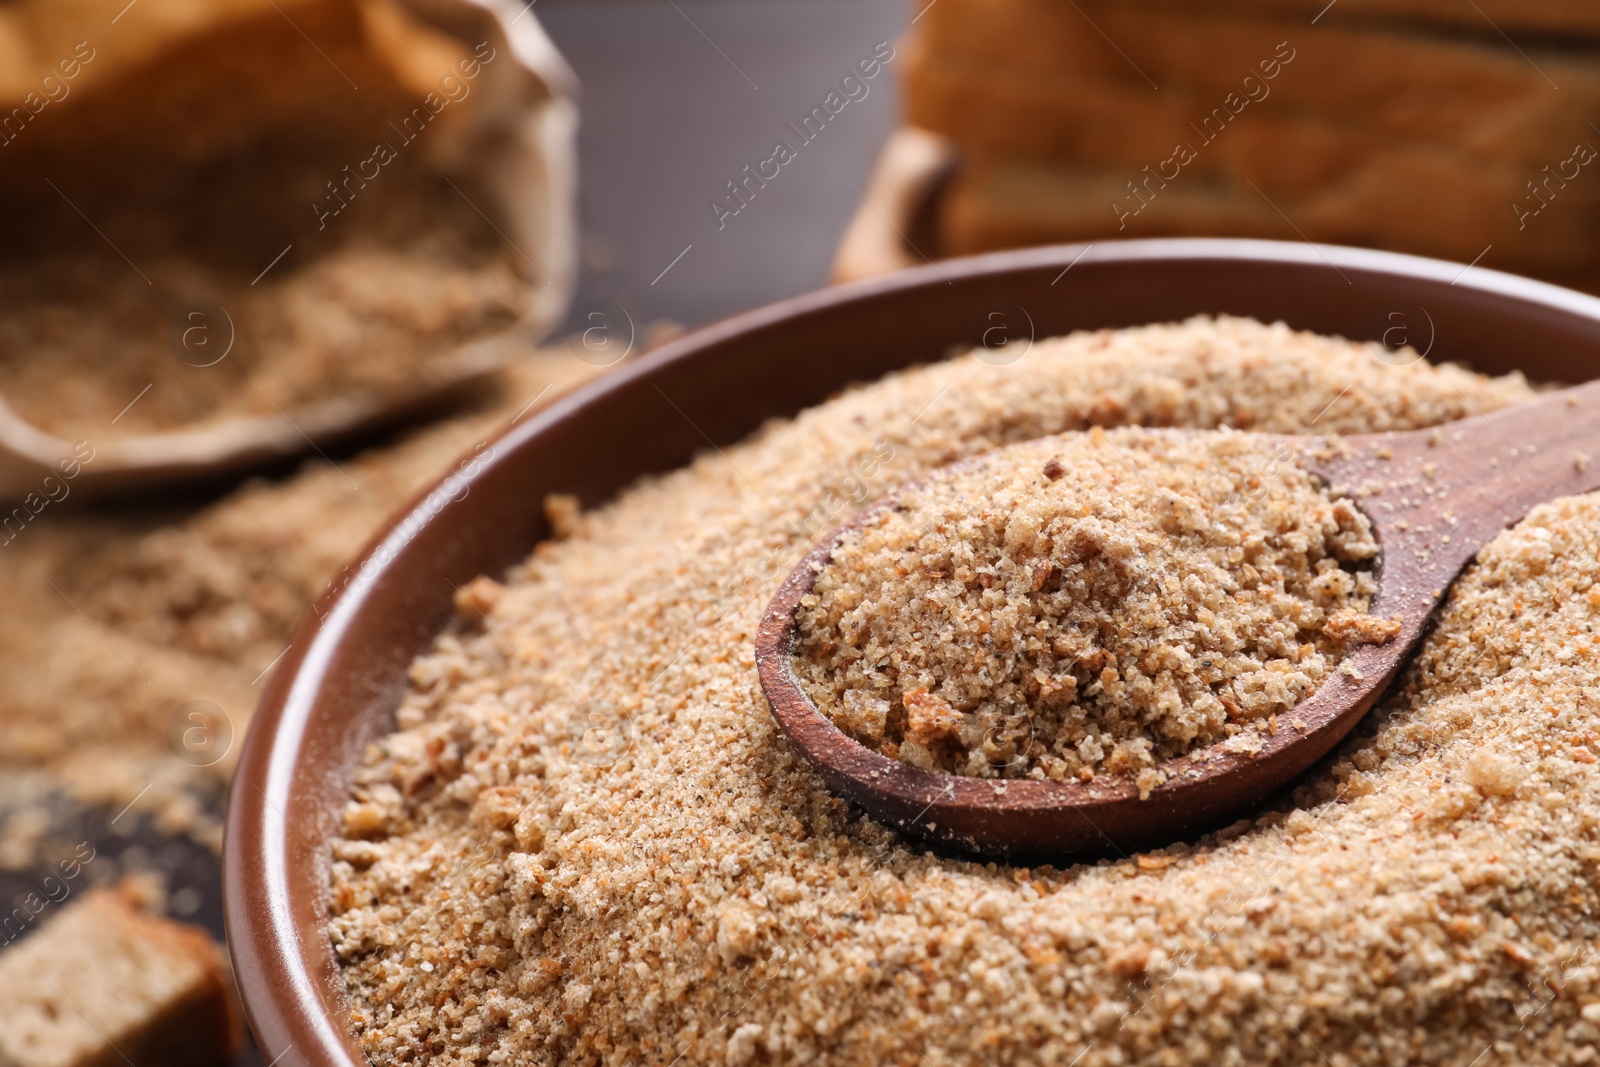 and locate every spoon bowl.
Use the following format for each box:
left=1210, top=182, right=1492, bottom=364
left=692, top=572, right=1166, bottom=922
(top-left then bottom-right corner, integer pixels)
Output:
left=756, top=377, right=1600, bottom=860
